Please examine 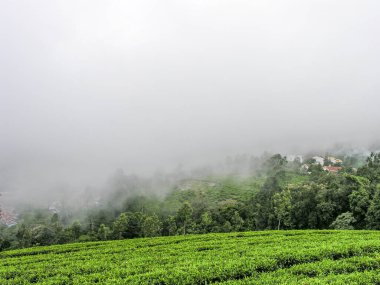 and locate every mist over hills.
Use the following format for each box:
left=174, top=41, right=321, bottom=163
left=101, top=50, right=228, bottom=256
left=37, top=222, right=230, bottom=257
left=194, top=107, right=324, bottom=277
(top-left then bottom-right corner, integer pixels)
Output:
left=1, top=1, right=380, bottom=205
